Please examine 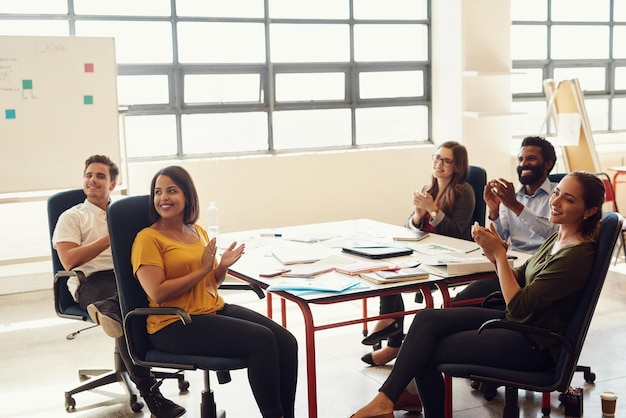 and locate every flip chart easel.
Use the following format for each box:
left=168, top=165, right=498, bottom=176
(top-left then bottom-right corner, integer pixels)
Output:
left=543, top=78, right=600, bottom=173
